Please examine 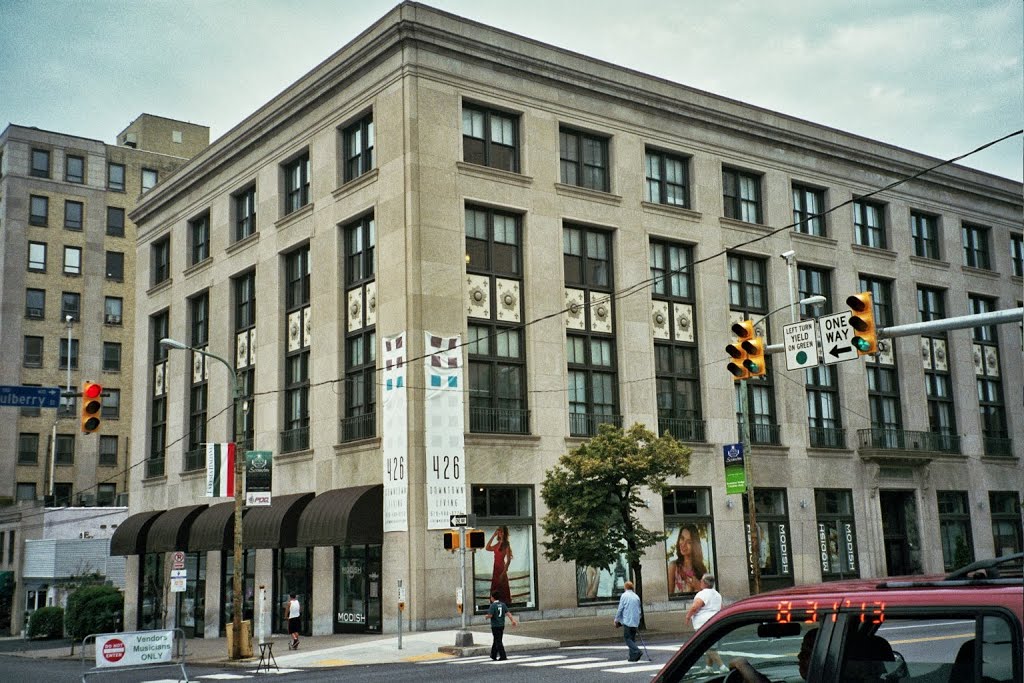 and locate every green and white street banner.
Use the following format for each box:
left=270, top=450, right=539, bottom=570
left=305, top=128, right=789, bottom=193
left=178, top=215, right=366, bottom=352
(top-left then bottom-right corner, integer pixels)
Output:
left=723, top=443, right=746, bottom=495
left=245, top=450, right=272, bottom=506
